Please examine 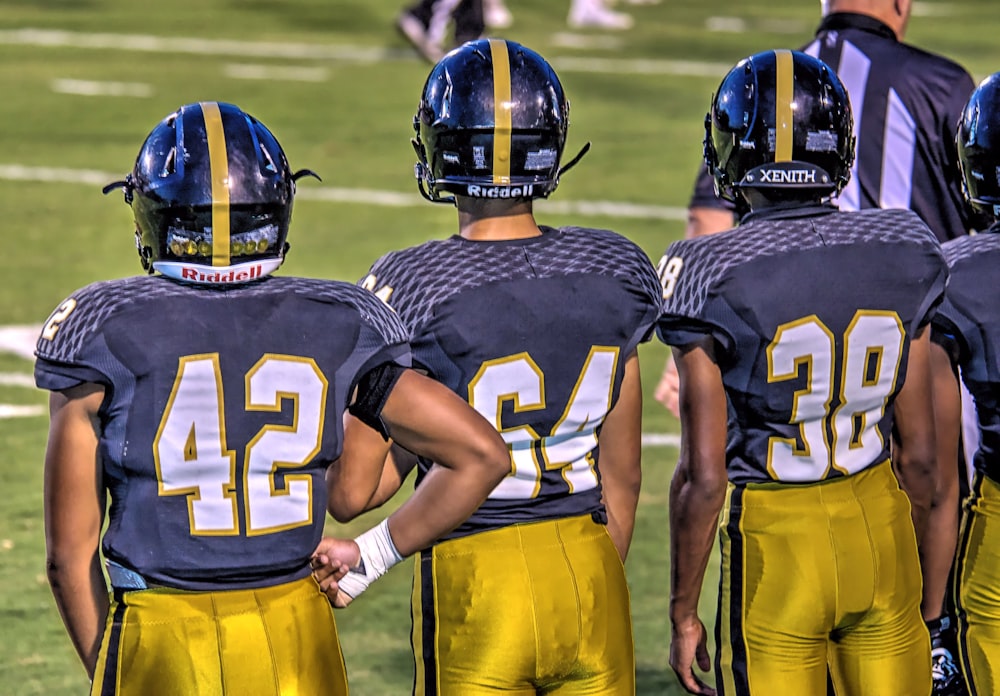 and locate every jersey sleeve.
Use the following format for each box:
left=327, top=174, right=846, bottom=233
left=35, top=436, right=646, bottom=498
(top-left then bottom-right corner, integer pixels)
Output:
left=911, top=238, right=949, bottom=333
left=655, top=238, right=736, bottom=352
left=930, top=296, right=969, bottom=368
left=349, top=289, right=413, bottom=381
left=34, top=285, right=114, bottom=392
left=614, top=234, right=666, bottom=350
